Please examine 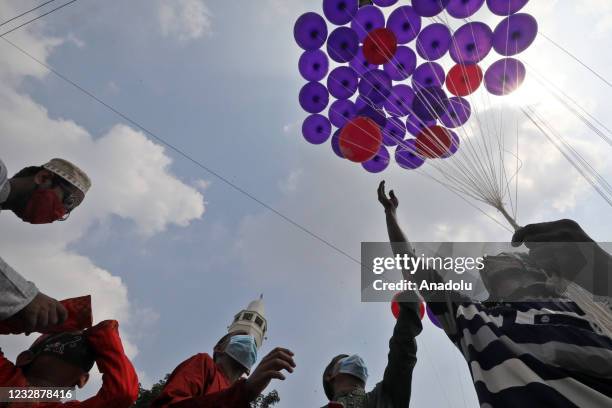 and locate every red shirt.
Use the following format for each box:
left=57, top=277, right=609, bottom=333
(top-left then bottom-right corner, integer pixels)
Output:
left=151, top=353, right=251, bottom=408
left=0, top=320, right=138, bottom=408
